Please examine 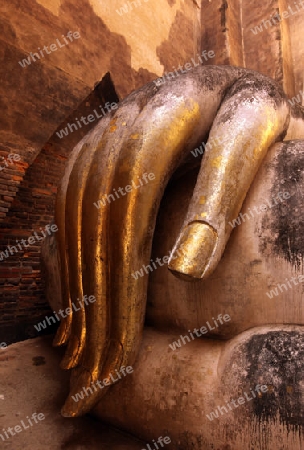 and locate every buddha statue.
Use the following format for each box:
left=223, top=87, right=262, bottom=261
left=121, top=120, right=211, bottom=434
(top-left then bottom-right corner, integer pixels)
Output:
left=43, top=65, right=304, bottom=448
